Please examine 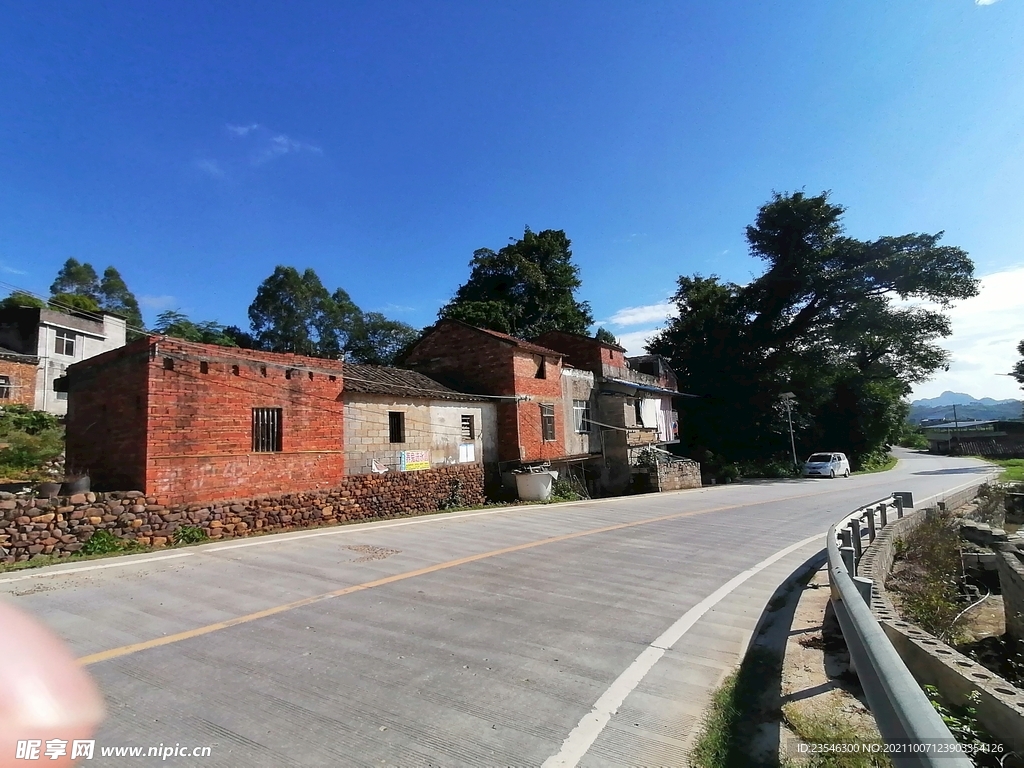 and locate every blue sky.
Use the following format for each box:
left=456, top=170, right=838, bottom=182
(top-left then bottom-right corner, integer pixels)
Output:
left=1, top=1, right=1022, bottom=399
